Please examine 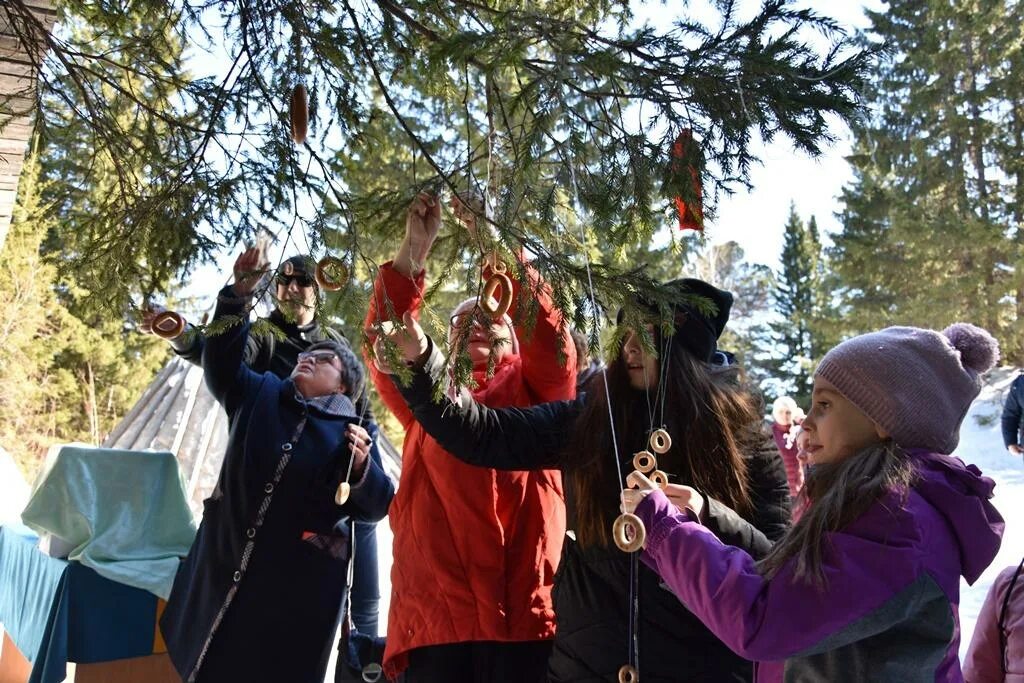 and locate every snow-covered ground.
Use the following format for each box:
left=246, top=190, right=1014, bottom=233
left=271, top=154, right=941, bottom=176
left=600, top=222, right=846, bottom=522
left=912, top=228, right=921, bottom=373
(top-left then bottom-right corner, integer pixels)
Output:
left=956, top=367, right=1023, bottom=658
